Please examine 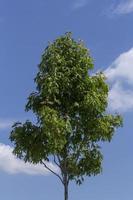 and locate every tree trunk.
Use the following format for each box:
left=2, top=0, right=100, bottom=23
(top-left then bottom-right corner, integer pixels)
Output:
left=64, top=182, right=68, bottom=200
